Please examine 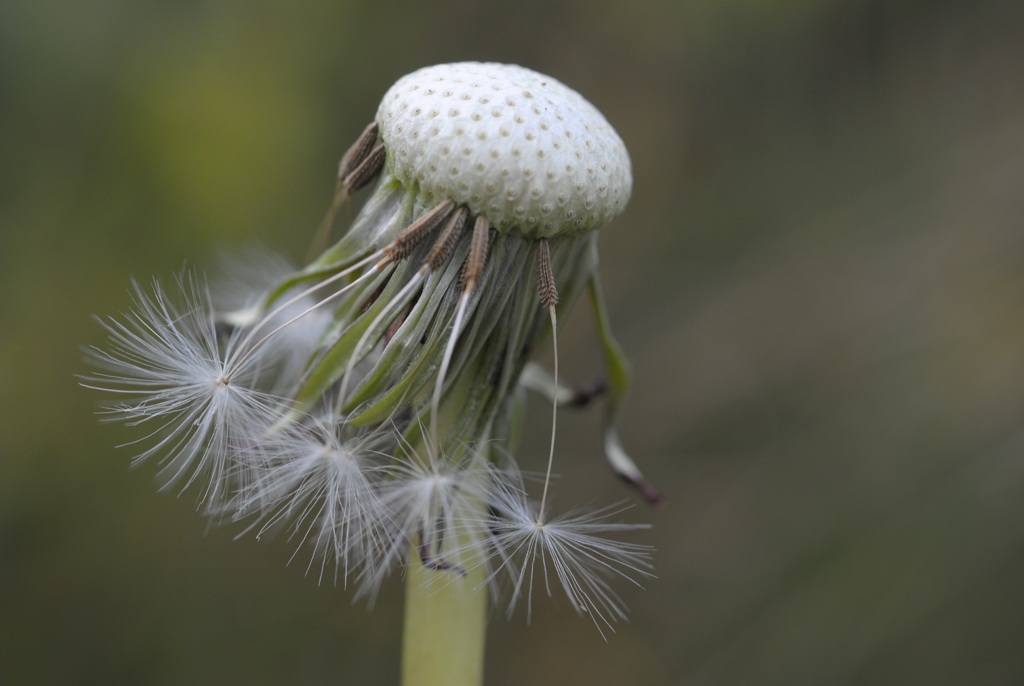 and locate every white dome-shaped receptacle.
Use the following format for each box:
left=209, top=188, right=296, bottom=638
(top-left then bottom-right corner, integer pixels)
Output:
left=376, top=62, right=632, bottom=238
